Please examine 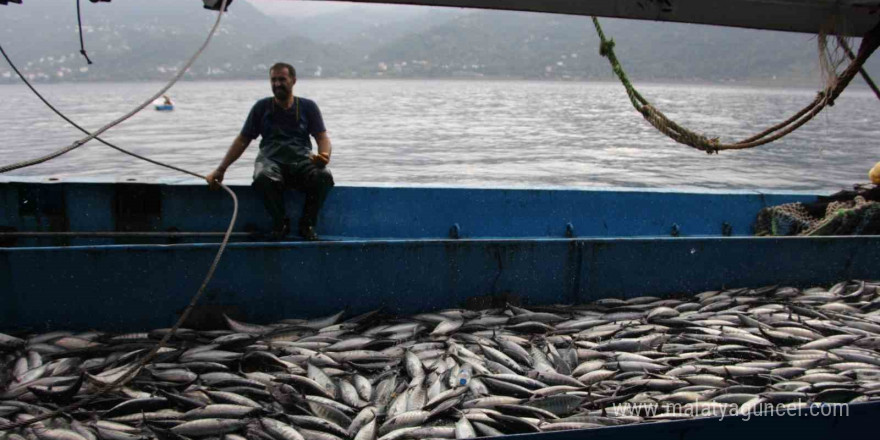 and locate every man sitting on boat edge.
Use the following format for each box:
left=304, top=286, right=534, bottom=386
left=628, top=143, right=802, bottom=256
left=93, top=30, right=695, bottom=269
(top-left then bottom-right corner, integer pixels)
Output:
left=205, top=62, right=334, bottom=241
